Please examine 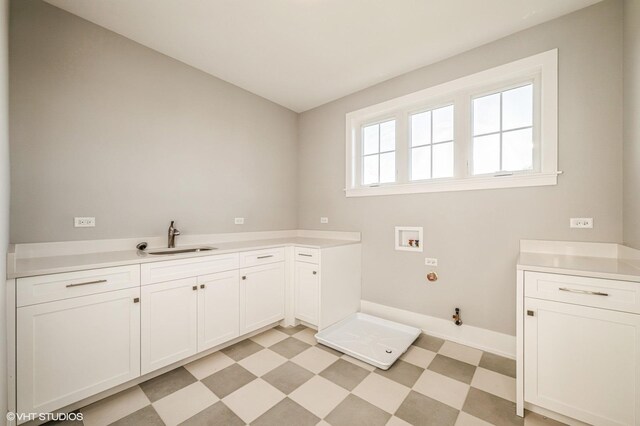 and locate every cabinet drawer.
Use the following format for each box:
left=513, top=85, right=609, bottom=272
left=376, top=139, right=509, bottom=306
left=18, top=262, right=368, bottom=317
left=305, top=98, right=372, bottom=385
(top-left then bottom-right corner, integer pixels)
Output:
left=17, top=265, right=140, bottom=307
left=239, top=248, right=285, bottom=268
left=524, top=271, right=640, bottom=314
left=141, top=253, right=239, bottom=285
left=294, top=247, right=319, bottom=264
